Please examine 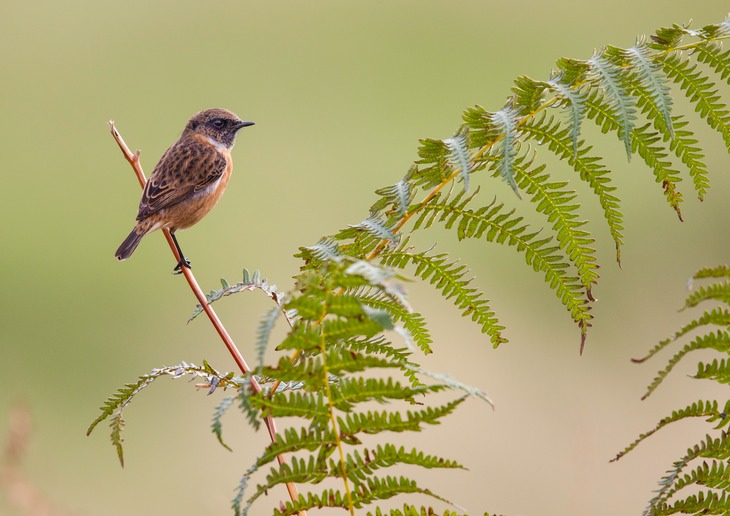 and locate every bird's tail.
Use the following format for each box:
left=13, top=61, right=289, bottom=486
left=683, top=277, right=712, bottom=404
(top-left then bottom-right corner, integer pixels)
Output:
left=115, top=228, right=146, bottom=261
